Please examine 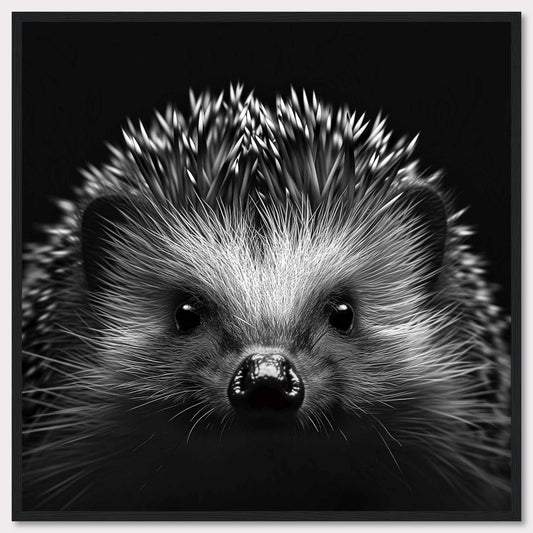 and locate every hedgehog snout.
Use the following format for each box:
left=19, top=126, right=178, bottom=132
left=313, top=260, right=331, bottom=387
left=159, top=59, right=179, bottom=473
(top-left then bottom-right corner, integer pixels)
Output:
left=228, top=352, right=304, bottom=413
